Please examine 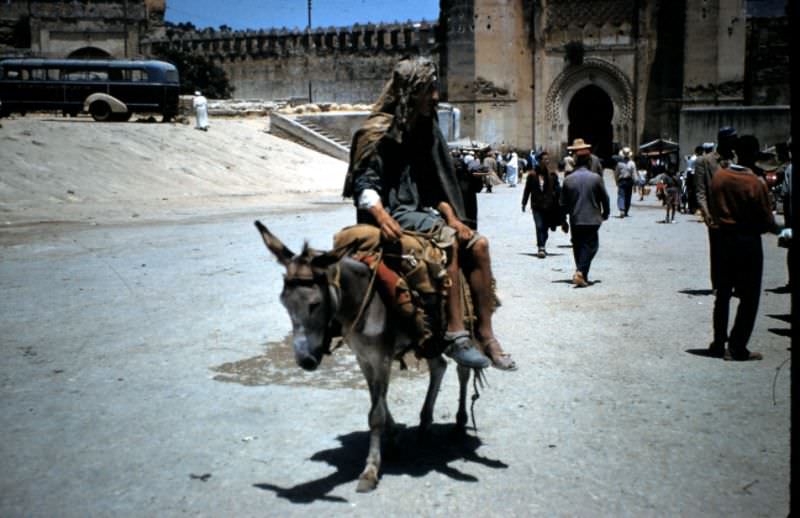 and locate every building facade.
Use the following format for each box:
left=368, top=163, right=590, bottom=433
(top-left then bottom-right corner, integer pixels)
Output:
left=2, top=0, right=790, bottom=158
left=1, top=0, right=166, bottom=59
left=441, top=0, right=789, bottom=160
